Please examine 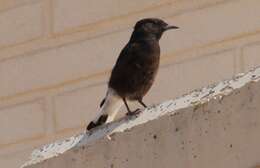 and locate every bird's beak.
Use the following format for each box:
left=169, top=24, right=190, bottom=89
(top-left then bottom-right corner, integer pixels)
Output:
left=164, top=25, right=179, bottom=31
